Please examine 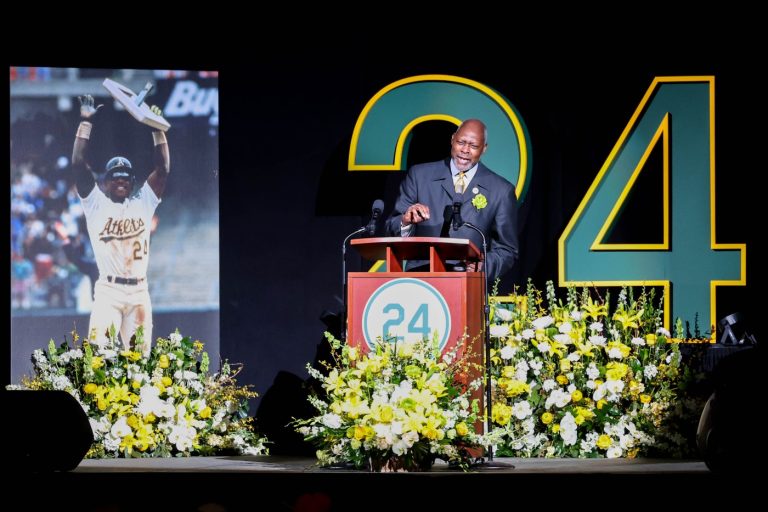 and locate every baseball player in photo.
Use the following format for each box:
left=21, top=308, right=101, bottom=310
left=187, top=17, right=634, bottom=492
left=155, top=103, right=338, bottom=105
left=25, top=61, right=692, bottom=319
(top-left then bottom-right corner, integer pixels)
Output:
left=72, top=94, right=170, bottom=355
